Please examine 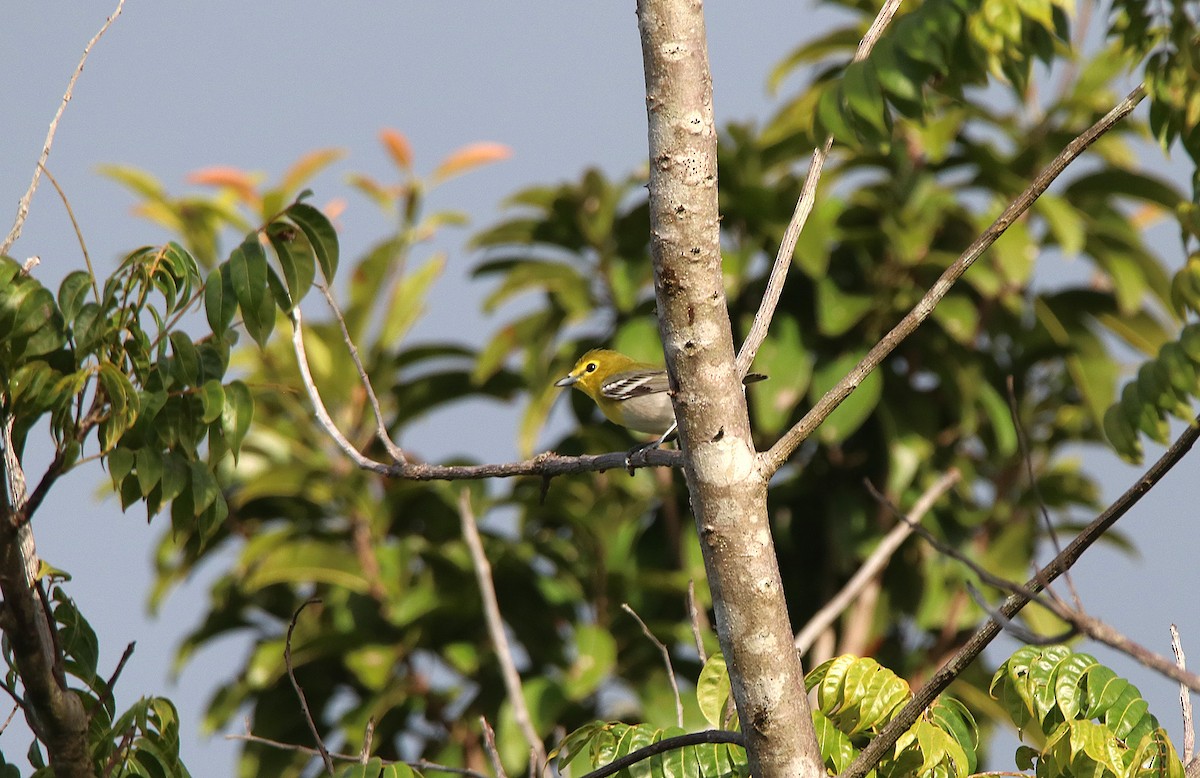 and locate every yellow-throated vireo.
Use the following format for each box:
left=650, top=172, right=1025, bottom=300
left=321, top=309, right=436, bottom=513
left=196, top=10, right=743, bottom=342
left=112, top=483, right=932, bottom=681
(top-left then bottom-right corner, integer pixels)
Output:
left=555, top=348, right=765, bottom=466
left=555, top=349, right=676, bottom=437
